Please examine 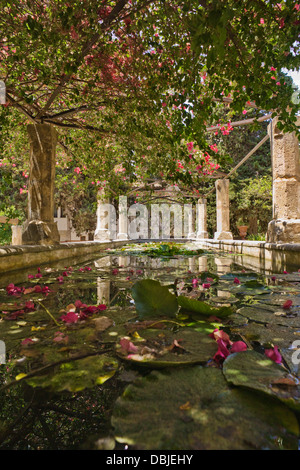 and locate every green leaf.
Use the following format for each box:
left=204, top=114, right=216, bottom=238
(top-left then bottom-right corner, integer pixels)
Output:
left=116, top=328, right=218, bottom=368
left=131, top=280, right=178, bottom=318
left=177, top=296, right=232, bottom=318
left=112, top=367, right=299, bottom=450
left=223, top=350, right=300, bottom=412
left=25, top=355, right=118, bottom=392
